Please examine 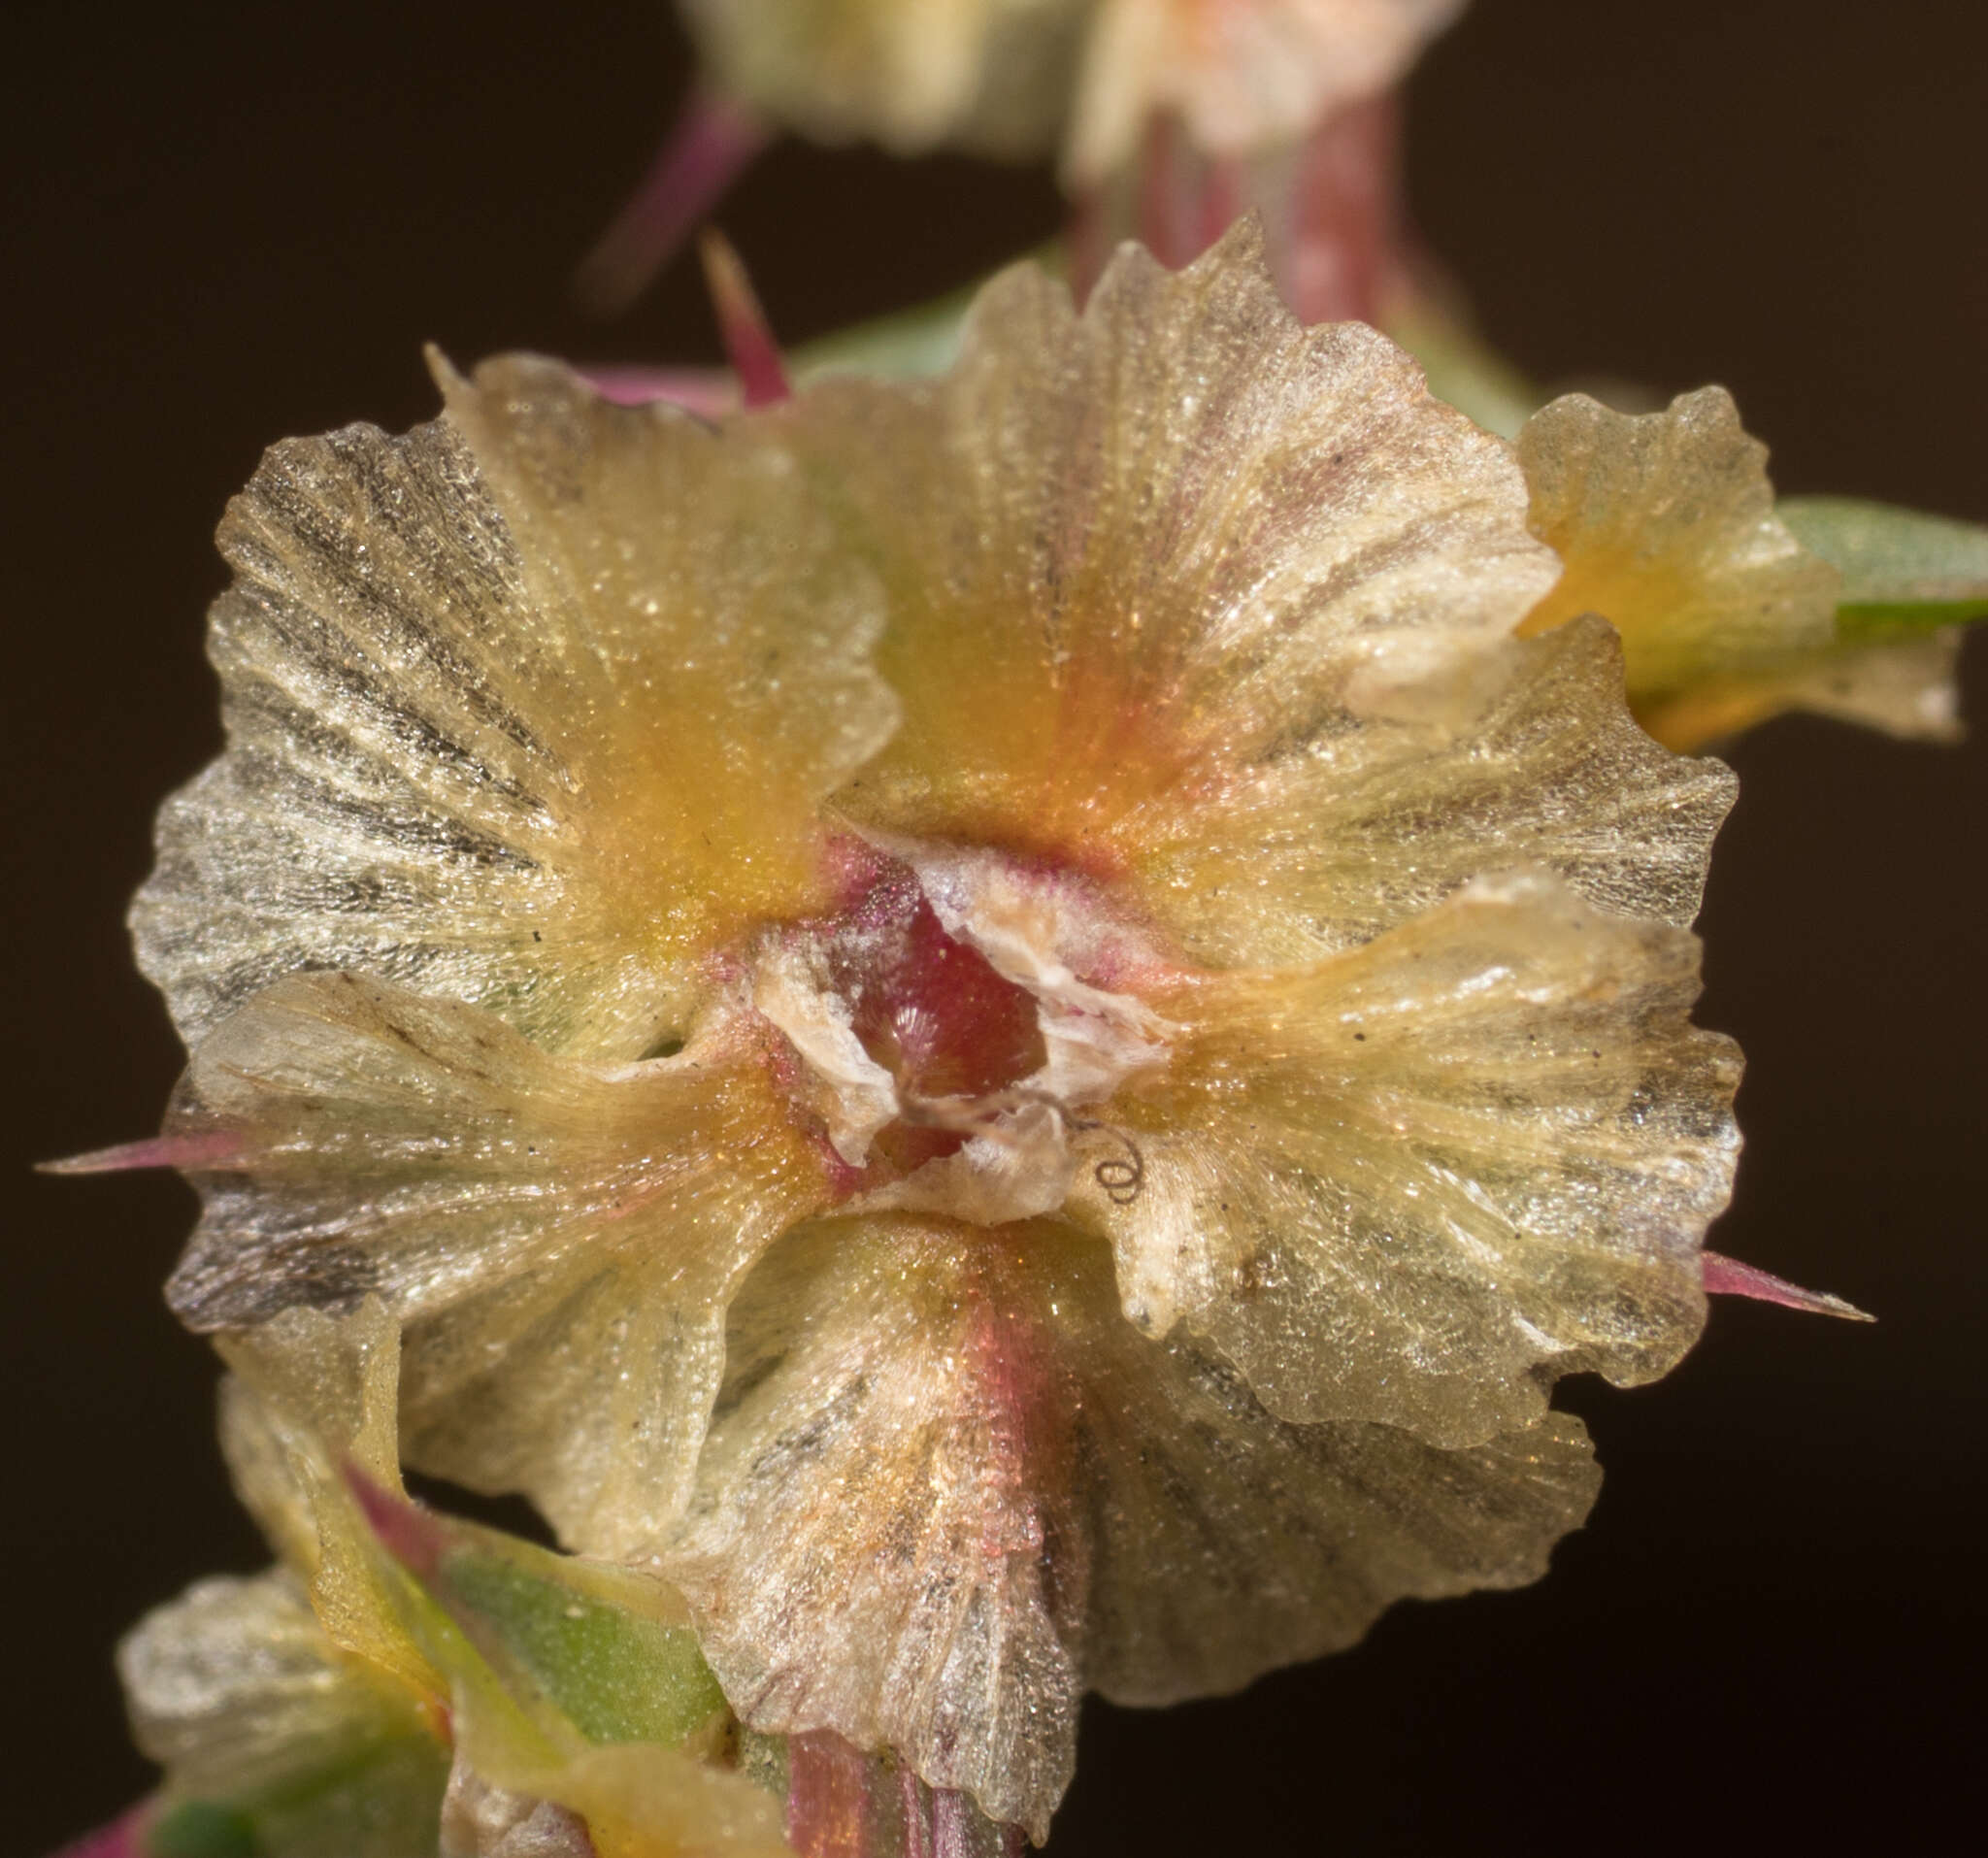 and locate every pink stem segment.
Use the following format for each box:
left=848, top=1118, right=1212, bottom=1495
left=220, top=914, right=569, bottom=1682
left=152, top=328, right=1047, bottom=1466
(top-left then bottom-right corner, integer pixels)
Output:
left=1703, top=1250, right=1874, bottom=1321
left=785, top=1732, right=872, bottom=1858
left=785, top=1731, right=1025, bottom=1858
left=1069, top=92, right=1407, bottom=327
left=1283, top=93, right=1401, bottom=326
left=573, top=90, right=771, bottom=317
